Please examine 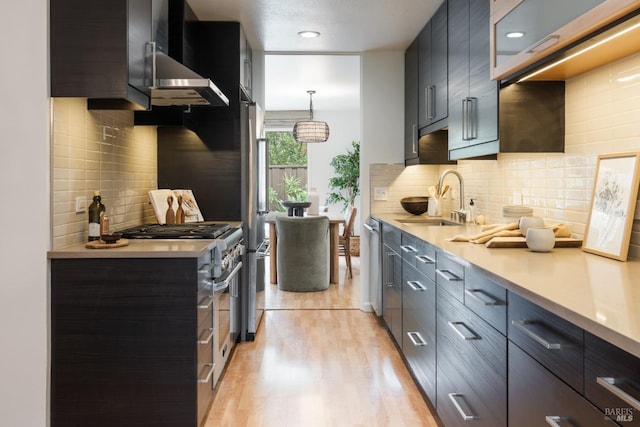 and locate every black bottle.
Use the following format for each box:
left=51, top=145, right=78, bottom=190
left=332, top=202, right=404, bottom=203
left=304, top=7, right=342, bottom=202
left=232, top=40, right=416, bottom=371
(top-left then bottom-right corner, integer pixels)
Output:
left=88, top=191, right=105, bottom=241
